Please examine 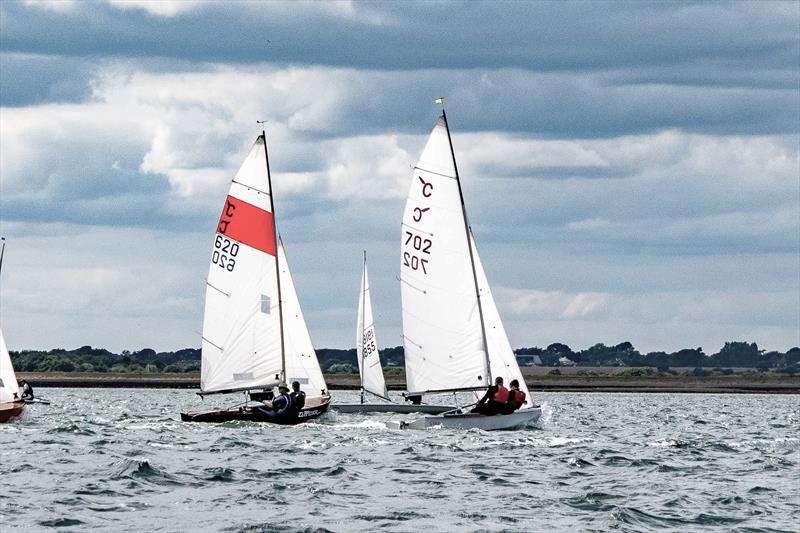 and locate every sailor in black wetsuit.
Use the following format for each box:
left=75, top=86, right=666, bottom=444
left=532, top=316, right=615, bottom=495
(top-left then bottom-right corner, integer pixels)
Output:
left=20, top=380, right=34, bottom=402
left=289, top=381, right=305, bottom=415
left=257, top=382, right=292, bottom=420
